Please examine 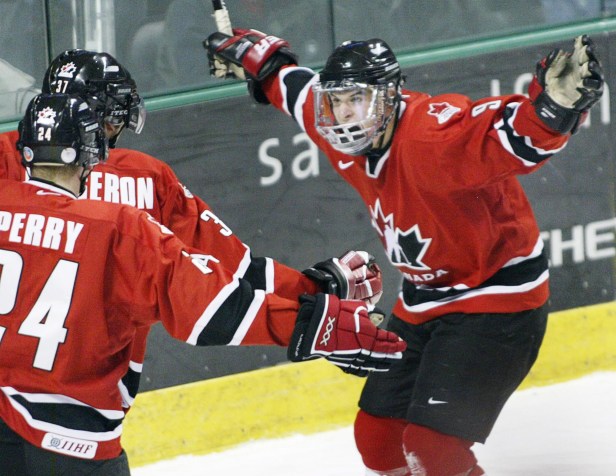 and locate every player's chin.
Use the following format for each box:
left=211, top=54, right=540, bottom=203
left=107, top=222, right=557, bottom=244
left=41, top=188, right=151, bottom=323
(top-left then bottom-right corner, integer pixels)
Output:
left=104, top=122, right=124, bottom=139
